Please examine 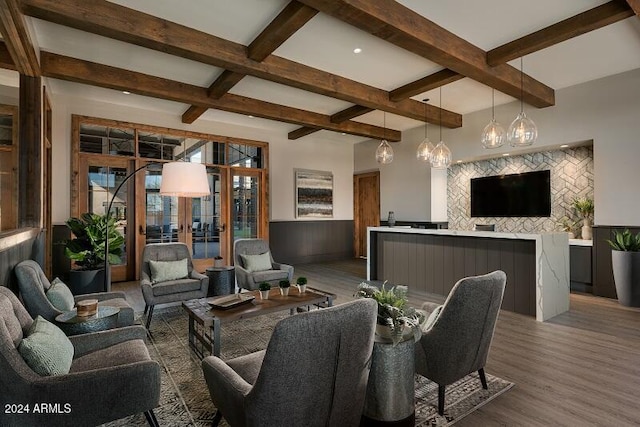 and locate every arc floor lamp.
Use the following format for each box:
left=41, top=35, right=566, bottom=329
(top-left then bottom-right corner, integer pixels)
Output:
left=103, top=161, right=210, bottom=291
